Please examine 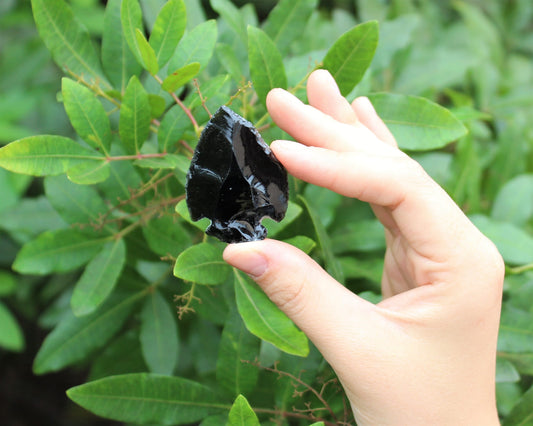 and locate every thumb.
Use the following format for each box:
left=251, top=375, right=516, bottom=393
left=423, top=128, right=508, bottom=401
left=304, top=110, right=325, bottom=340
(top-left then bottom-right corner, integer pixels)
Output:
left=223, top=239, right=380, bottom=367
